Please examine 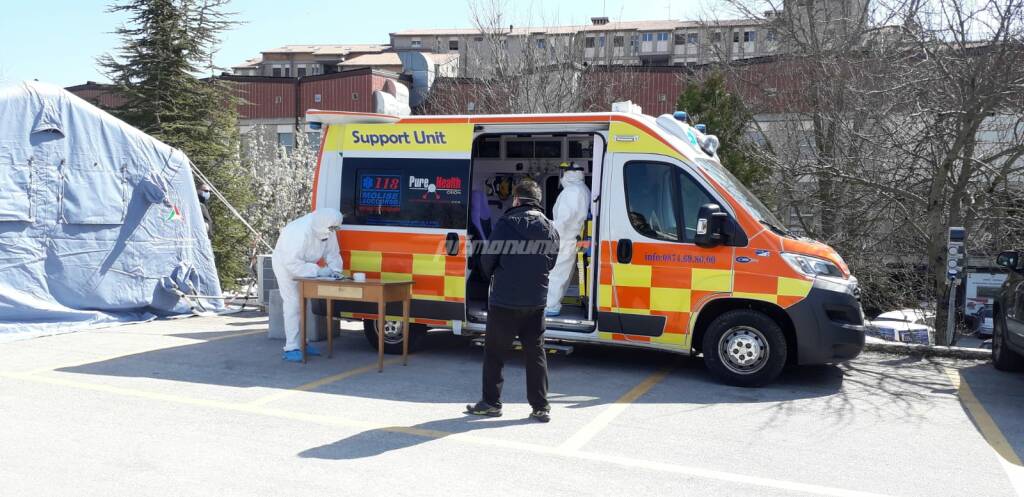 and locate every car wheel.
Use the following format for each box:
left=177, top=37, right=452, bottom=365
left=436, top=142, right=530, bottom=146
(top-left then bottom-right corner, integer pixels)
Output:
left=992, top=315, right=1024, bottom=372
left=363, top=319, right=427, bottom=355
left=702, top=309, right=787, bottom=387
